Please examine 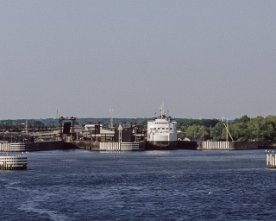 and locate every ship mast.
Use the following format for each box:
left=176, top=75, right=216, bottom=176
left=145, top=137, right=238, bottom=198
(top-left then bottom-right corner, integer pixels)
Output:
left=160, top=102, right=165, bottom=118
